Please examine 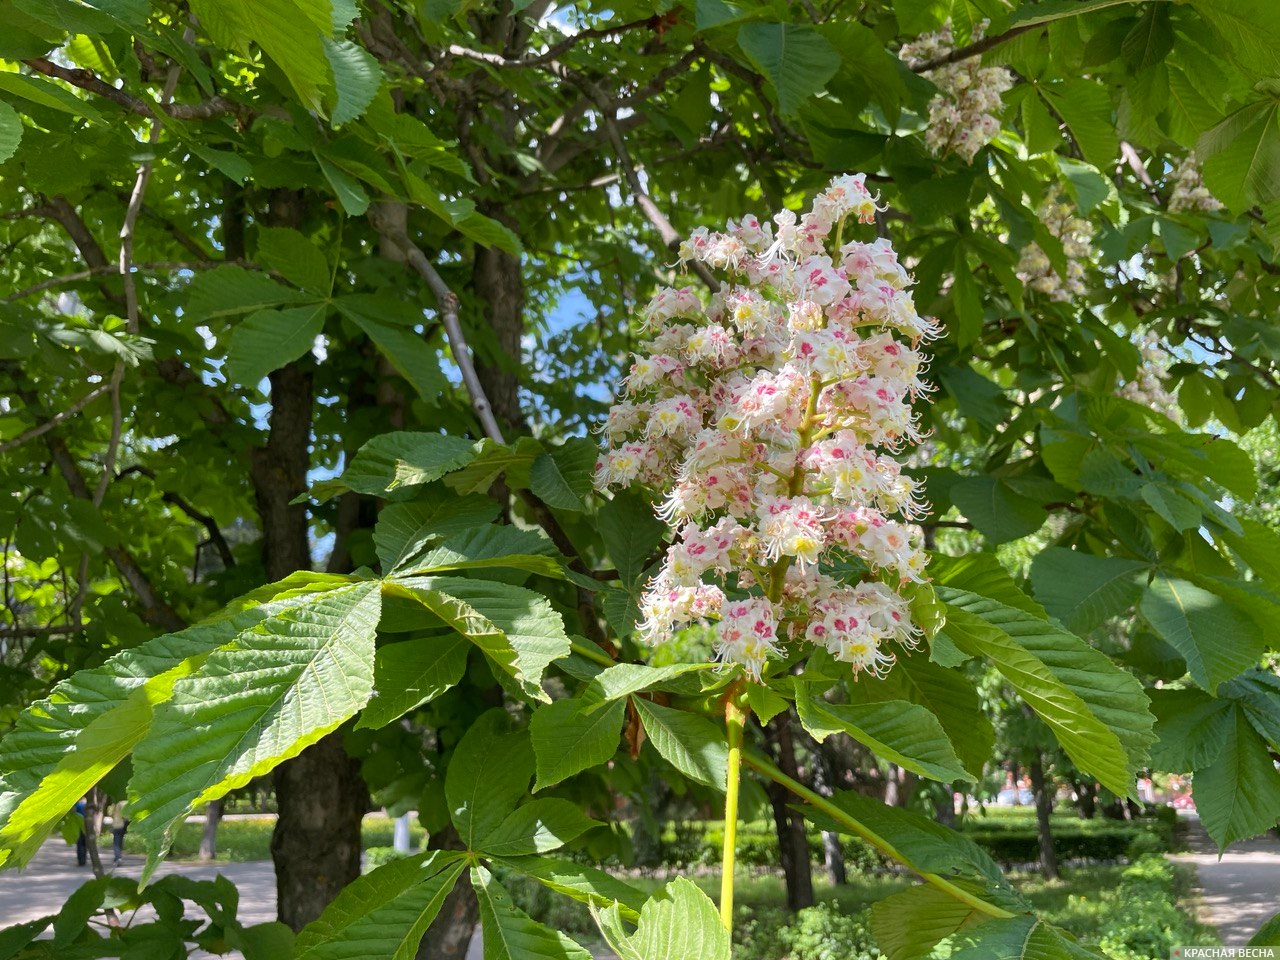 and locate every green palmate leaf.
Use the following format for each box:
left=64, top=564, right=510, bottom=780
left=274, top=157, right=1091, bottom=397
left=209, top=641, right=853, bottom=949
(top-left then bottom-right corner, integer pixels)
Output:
left=225, top=303, right=327, bottom=389
left=633, top=699, right=728, bottom=790
left=801, top=789, right=1022, bottom=908
left=0, top=101, right=22, bottom=165
left=1198, top=99, right=1280, bottom=212
left=443, top=438, right=540, bottom=494
left=796, top=684, right=973, bottom=783
left=932, top=552, right=1048, bottom=619
left=446, top=711, right=534, bottom=850
left=317, top=153, right=371, bottom=216
left=1194, top=706, right=1280, bottom=850
left=530, top=696, right=625, bottom=790
left=338, top=432, right=477, bottom=497
left=1223, top=671, right=1280, bottom=748
left=473, top=865, right=592, bottom=960
left=392, top=576, right=570, bottom=702
left=926, top=914, right=1104, bottom=959
left=372, top=490, right=499, bottom=573
left=893, top=0, right=949, bottom=34
left=939, top=589, right=1154, bottom=797
left=736, top=22, right=839, bottom=117
left=404, top=524, right=560, bottom=578
left=1041, top=79, right=1119, bottom=170
left=0, top=71, right=105, bottom=123
left=584, top=662, right=716, bottom=705
left=1149, top=687, right=1234, bottom=772
left=495, top=856, right=646, bottom=921
left=184, top=265, right=310, bottom=321
left=256, top=226, right=330, bottom=293
left=592, top=877, right=730, bottom=960
left=1008, top=0, right=1149, bottom=27
left=128, top=582, right=382, bottom=874
left=191, top=0, right=333, bottom=107
left=1139, top=480, right=1201, bottom=531
left=598, top=492, right=664, bottom=588
left=1219, top=517, right=1280, bottom=588
left=853, top=653, right=994, bottom=780
left=1190, top=0, right=1280, bottom=77
left=335, top=295, right=446, bottom=404
left=1249, top=911, right=1280, bottom=947
left=356, top=633, right=470, bottom=730
left=480, top=798, right=600, bottom=857
left=950, top=476, right=1047, bottom=543
left=322, top=38, right=382, bottom=127
left=529, top=438, right=598, bottom=512
left=0, top=582, right=348, bottom=869
left=293, top=850, right=466, bottom=960
left=1140, top=573, right=1265, bottom=691
left=1029, top=548, right=1149, bottom=633
left=871, top=883, right=987, bottom=960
